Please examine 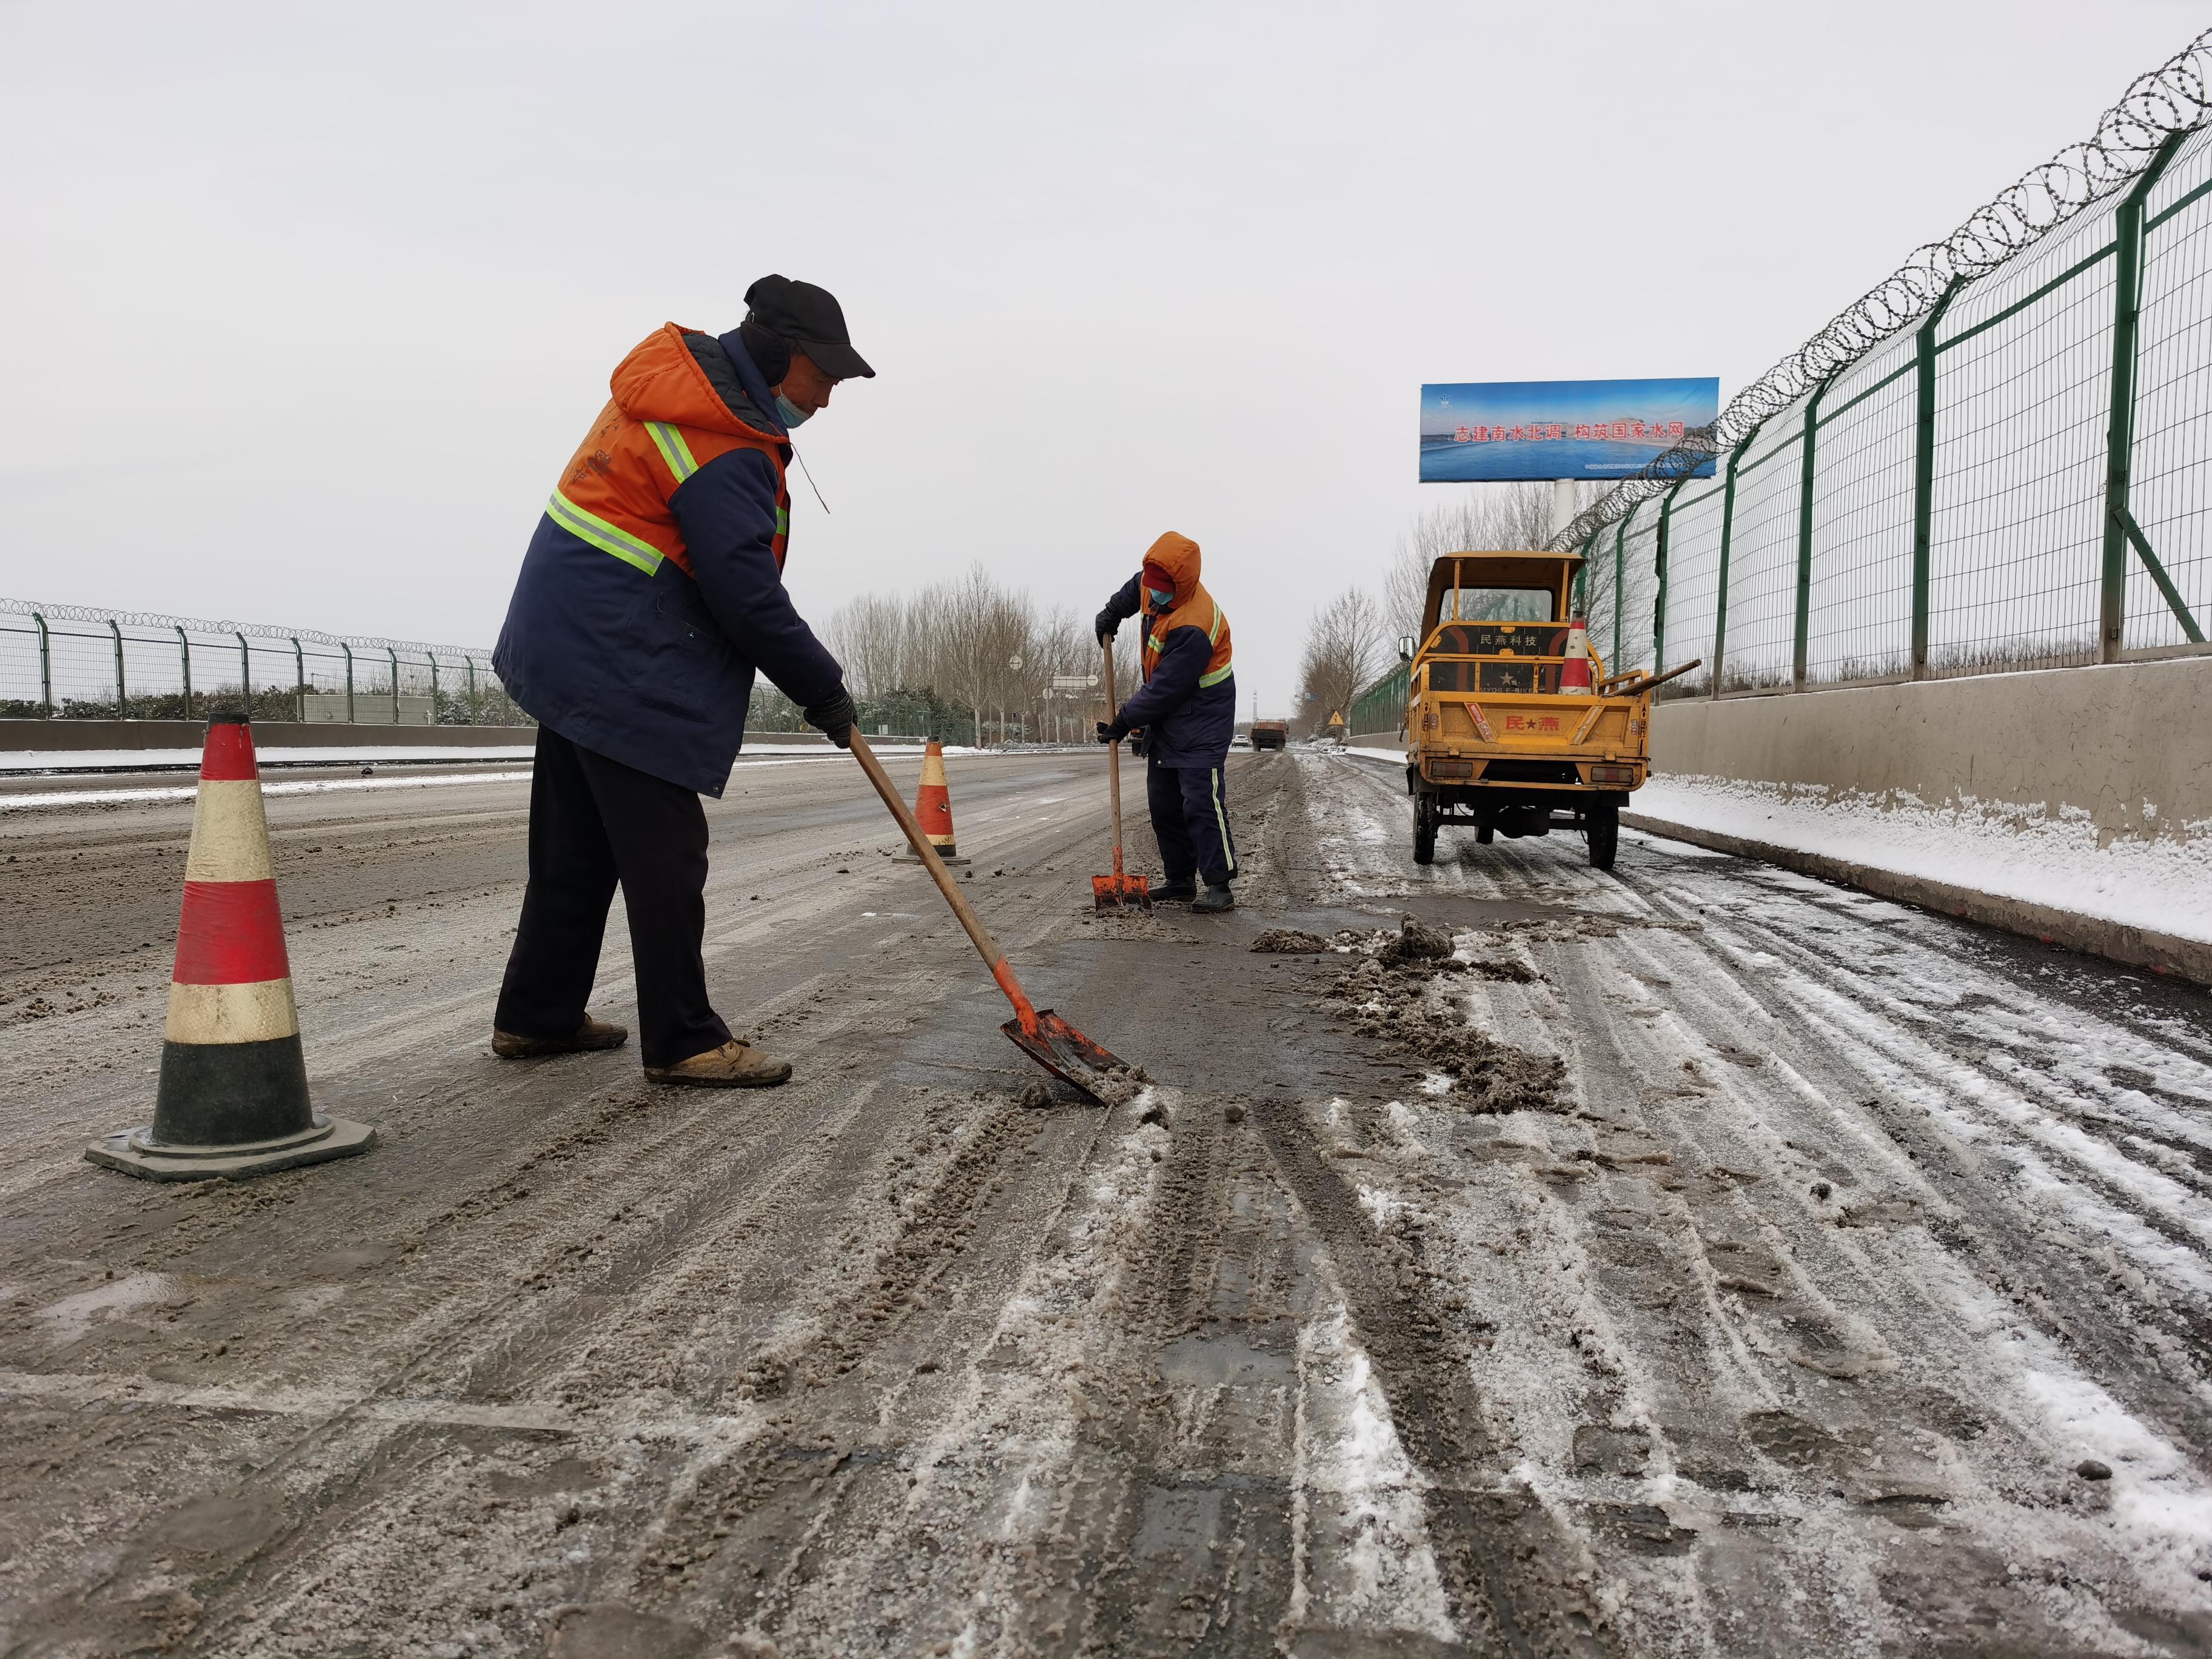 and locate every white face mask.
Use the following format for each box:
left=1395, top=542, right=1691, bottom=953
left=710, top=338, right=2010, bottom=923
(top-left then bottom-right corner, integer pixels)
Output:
left=775, top=392, right=811, bottom=428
